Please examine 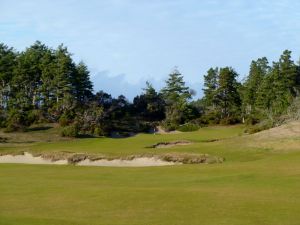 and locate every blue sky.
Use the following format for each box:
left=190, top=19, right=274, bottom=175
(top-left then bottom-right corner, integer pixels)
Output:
left=1, top=0, right=300, bottom=99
